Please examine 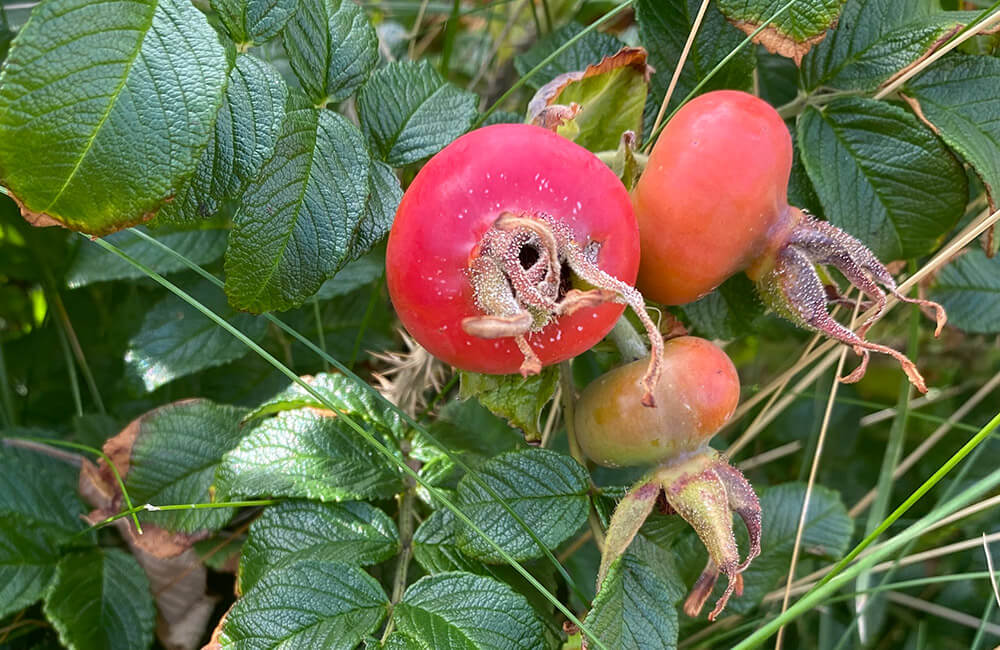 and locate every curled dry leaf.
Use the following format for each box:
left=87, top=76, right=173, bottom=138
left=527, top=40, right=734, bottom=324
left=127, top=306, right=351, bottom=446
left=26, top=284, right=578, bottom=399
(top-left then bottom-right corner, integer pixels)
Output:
left=526, top=46, right=652, bottom=150
left=78, top=403, right=219, bottom=650
left=729, top=21, right=829, bottom=65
